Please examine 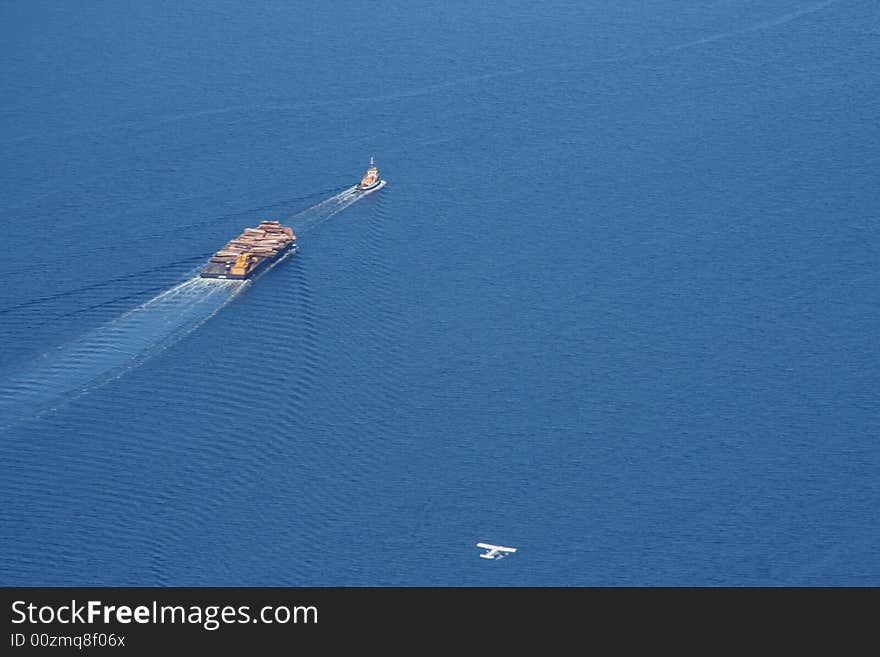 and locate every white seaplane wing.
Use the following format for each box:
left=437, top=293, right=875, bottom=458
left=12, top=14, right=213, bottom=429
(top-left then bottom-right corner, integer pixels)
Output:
left=476, top=542, right=517, bottom=559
